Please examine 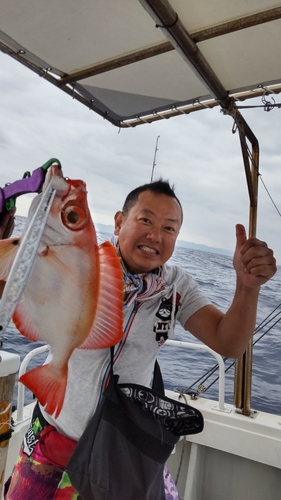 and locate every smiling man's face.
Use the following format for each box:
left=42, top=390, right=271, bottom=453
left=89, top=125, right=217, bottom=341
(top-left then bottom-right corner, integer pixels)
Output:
left=114, top=190, right=182, bottom=274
